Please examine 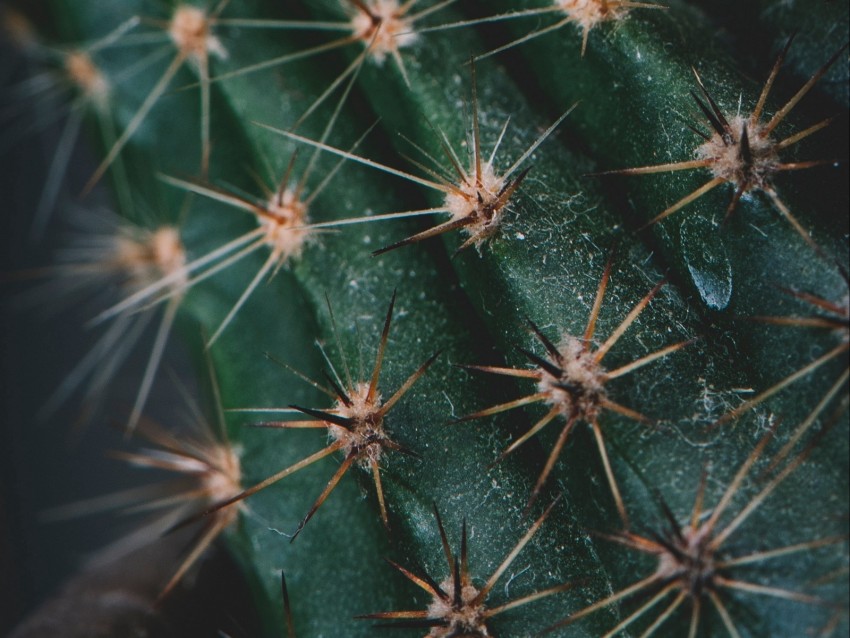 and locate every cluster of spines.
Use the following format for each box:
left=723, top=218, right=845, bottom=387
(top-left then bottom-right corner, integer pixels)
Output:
left=5, top=0, right=847, bottom=636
